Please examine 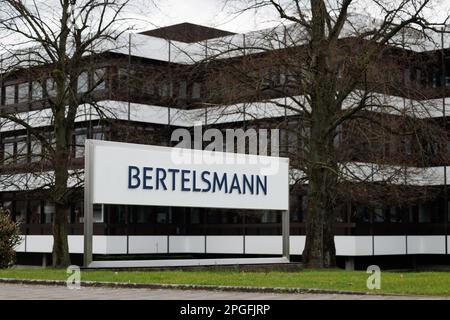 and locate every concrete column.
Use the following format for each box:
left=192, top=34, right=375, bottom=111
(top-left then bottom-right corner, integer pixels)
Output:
left=345, top=257, right=355, bottom=271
